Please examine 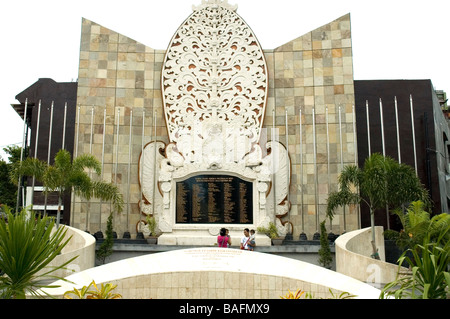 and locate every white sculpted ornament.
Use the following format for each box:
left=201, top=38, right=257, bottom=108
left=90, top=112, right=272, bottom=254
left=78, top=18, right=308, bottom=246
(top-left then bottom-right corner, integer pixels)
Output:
left=138, top=1, right=291, bottom=238
left=162, top=1, right=268, bottom=148
left=192, top=0, right=238, bottom=12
